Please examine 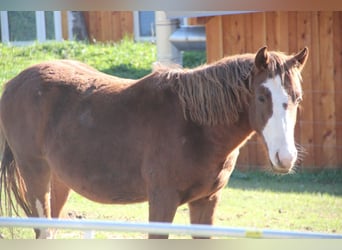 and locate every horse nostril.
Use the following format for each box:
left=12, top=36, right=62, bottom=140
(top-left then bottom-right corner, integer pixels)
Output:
left=275, top=152, right=281, bottom=166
